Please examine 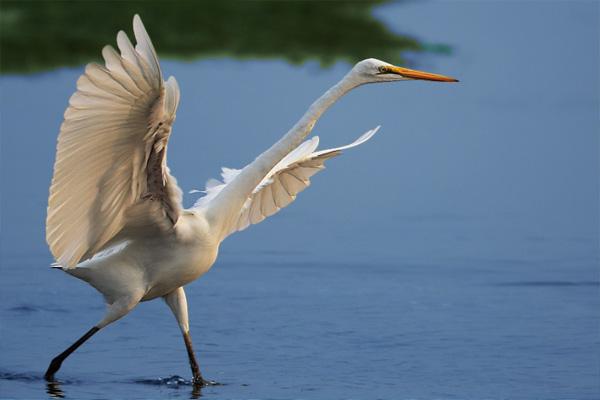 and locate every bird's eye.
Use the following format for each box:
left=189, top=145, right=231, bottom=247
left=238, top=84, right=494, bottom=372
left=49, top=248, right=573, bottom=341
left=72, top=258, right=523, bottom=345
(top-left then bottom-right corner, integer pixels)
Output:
left=377, top=66, right=388, bottom=74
